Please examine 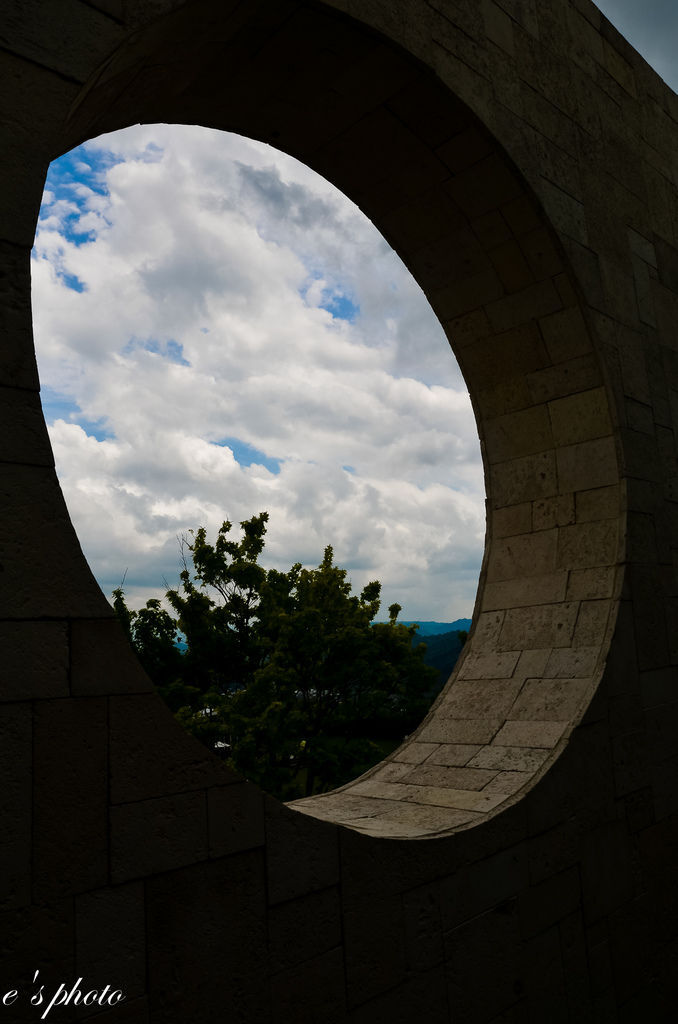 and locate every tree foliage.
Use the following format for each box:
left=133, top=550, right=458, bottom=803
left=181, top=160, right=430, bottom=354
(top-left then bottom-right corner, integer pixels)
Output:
left=114, top=513, right=439, bottom=800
